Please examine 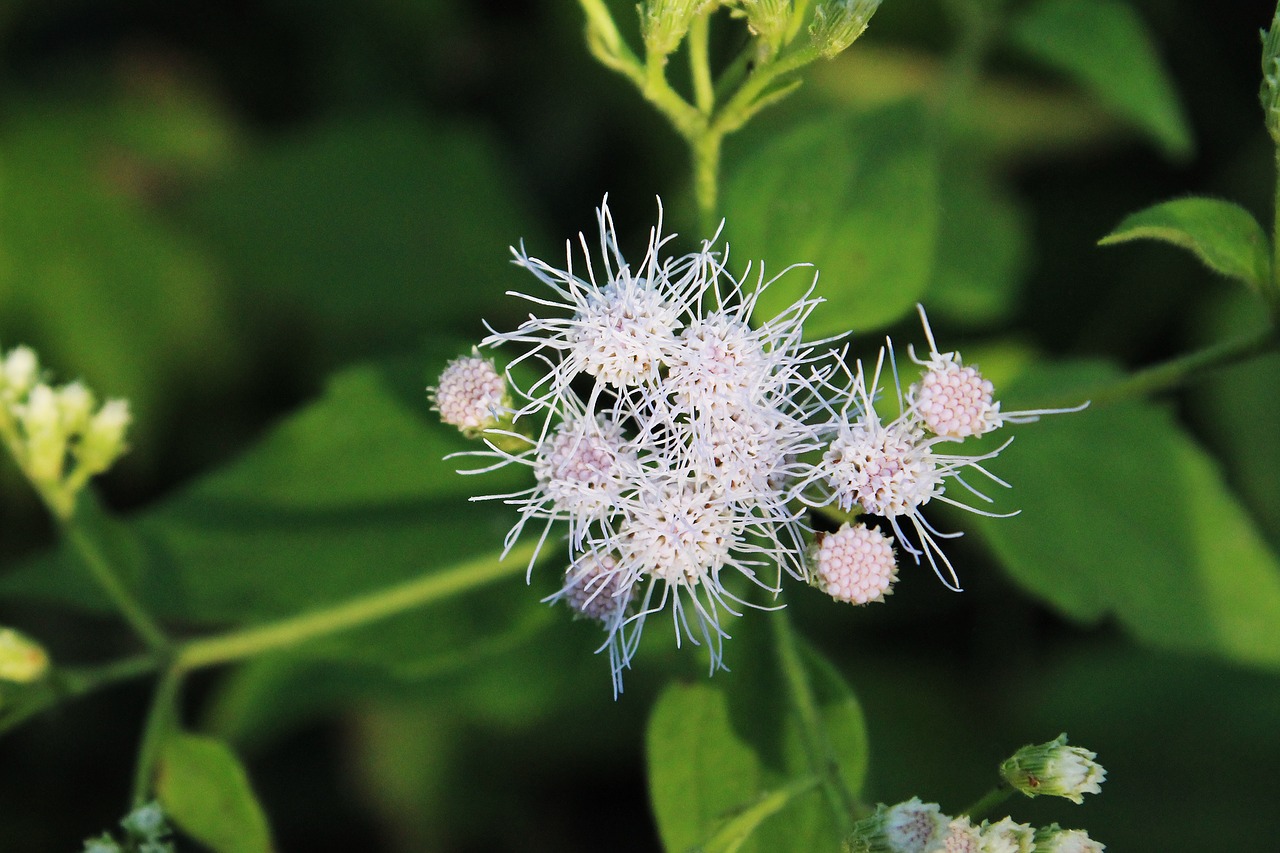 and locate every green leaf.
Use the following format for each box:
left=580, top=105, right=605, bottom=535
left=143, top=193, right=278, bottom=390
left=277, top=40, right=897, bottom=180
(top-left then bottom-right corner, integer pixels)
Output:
left=179, top=117, right=541, bottom=363
left=724, top=101, right=940, bottom=336
left=1099, top=197, right=1271, bottom=293
left=0, top=353, right=547, bottom=675
left=972, top=361, right=1280, bottom=670
left=156, top=733, right=273, bottom=853
left=927, top=163, right=1029, bottom=324
left=1008, top=0, right=1191, bottom=160
left=647, top=683, right=764, bottom=852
